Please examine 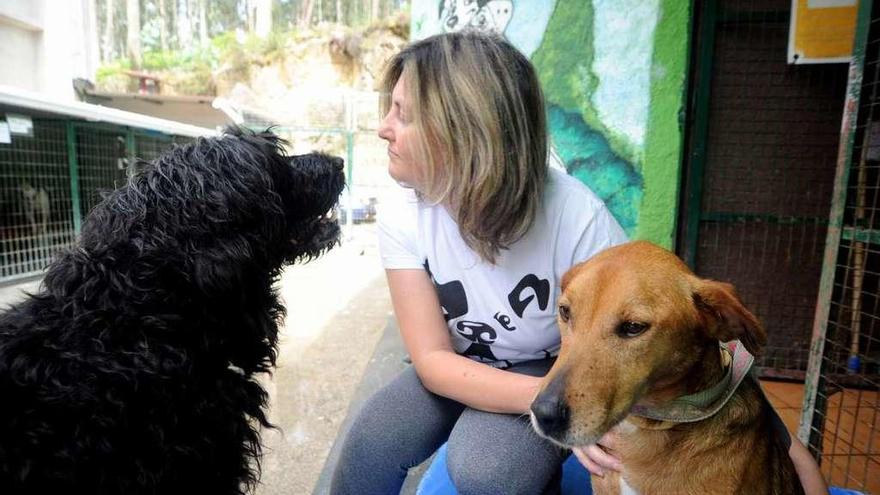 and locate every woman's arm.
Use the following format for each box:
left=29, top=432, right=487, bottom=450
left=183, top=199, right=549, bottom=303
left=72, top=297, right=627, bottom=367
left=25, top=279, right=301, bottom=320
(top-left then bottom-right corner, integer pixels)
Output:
left=789, top=437, right=828, bottom=495
left=387, top=268, right=543, bottom=414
